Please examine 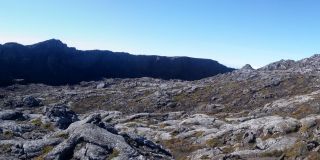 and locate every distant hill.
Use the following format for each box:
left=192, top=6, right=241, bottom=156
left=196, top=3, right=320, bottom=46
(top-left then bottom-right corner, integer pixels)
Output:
left=0, top=39, right=234, bottom=86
